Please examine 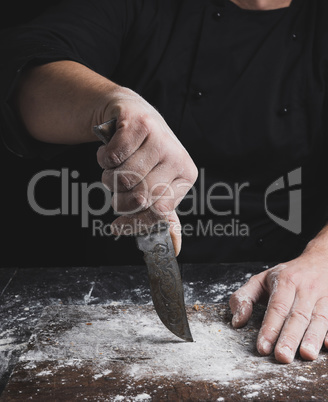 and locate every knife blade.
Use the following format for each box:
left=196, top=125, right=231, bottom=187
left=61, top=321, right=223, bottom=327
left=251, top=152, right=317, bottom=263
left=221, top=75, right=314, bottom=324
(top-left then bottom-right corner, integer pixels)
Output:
left=93, top=119, right=193, bottom=342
